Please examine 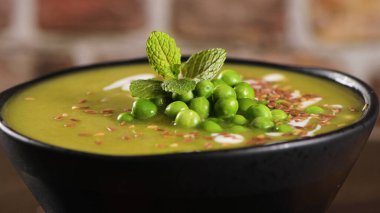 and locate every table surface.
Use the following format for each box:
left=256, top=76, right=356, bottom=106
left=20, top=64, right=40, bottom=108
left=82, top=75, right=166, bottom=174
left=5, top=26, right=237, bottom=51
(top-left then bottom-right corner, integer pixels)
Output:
left=1, top=142, right=380, bottom=213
